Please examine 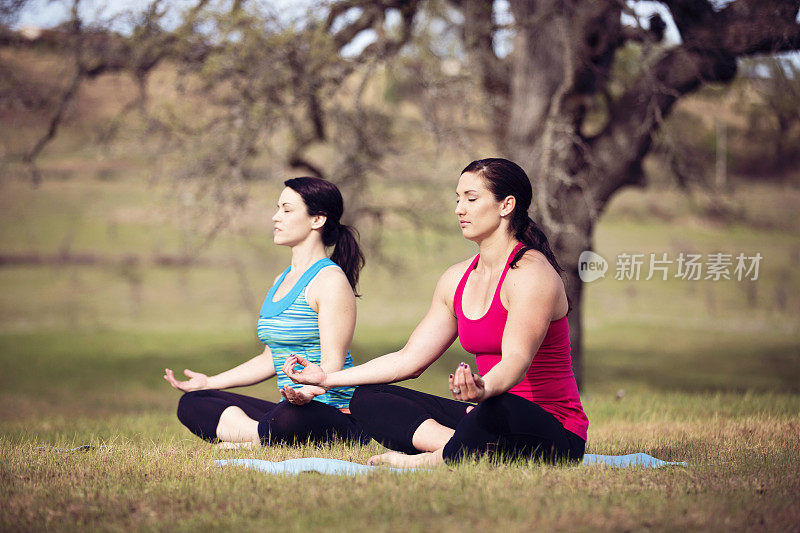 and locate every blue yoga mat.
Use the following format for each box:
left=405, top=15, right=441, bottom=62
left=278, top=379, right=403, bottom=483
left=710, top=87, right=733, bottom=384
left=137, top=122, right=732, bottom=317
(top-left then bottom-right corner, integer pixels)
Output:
left=216, top=453, right=685, bottom=476
left=216, top=457, right=422, bottom=475
left=582, top=453, right=686, bottom=468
